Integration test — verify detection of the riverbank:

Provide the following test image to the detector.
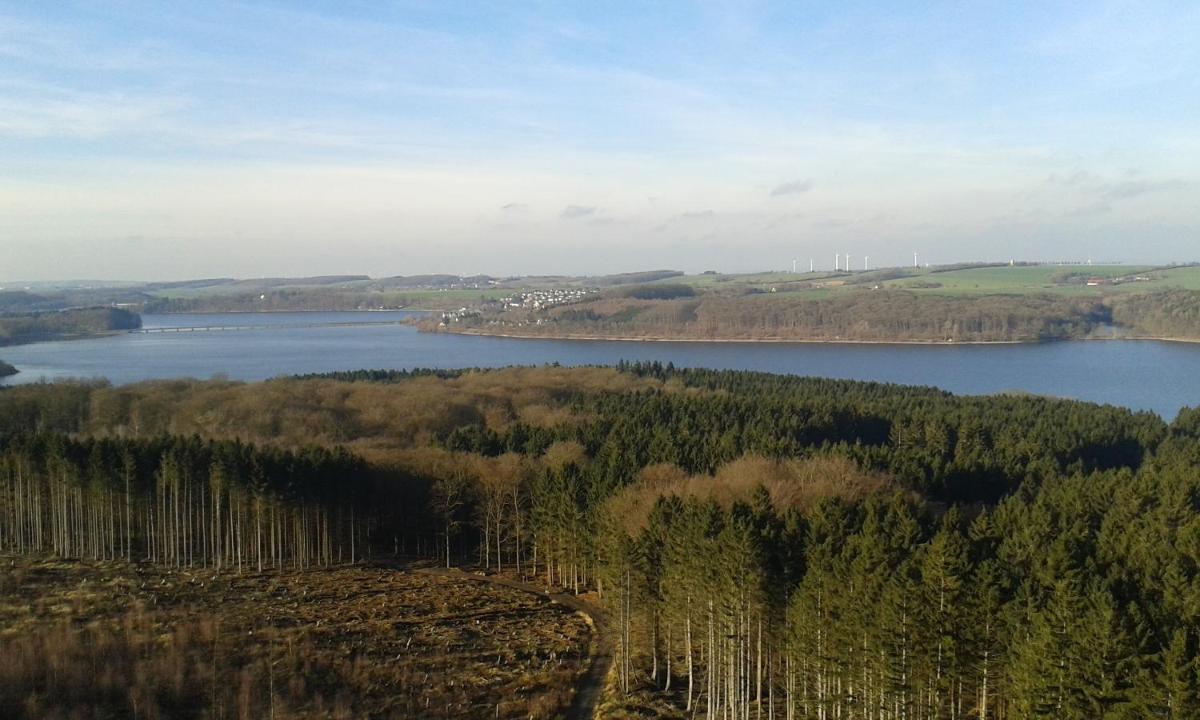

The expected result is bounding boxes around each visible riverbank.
[148,307,431,315]
[0,329,136,348]
[431,326,1049,345]
[428,326,1200,346]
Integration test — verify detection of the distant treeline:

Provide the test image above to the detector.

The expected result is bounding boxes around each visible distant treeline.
[619,284,698,300]
[292,367,469,383]
[0,307,141,346]
[0,359,15,378]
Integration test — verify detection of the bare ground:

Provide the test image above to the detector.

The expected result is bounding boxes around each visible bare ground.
[0,555,591,719]
[412,566,612,720]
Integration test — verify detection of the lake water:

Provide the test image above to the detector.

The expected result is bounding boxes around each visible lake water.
[2,311,1198,419]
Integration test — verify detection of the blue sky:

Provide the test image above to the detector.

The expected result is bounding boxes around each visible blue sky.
[1,1,1197,280]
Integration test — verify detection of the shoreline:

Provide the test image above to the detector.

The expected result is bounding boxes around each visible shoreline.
[146,308,432,315]
[0,329,131,349]
[430,327,1200,346]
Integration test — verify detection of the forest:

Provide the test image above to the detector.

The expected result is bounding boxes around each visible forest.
[1110,289,1200,339]
[0,307,142,346]
[0,359,15,377]
[1,364,1198,719]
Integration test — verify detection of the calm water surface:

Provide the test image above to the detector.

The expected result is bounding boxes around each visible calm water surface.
[2,311,1197,419]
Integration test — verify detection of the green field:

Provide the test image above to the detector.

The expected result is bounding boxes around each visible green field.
[1152,265,1200,290]
[651,264,1200,300]
[880,264,1200,296]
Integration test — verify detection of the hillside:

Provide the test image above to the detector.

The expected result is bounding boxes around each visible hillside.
[0,272,686,315]
[429,264,1200,343]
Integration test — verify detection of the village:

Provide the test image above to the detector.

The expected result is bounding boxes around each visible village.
[438,287,596,325]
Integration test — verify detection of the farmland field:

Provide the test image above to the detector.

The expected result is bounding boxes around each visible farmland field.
[876,264,1155,295]
[644,264,1200,298]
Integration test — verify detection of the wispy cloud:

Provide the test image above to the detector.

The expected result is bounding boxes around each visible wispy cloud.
[0,83,189,140]
[1099,179,1185,201]
[560,204,596,219]
[2,3,1199,279]
[1049,170,1186,204]
[770,179,813,197]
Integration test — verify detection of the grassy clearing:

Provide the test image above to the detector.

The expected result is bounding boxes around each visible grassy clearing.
[0,556,590,719]
[638,265,1200,302]
[874,264,1200,296]
[658,265,1200,299]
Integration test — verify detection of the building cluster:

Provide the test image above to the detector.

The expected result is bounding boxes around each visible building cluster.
[497,288,595,310]
[438,307,481,324]
[1084,274,1155,287]
[430,279,498,291]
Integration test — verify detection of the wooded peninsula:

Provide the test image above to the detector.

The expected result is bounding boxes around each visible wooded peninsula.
[2,364,1197,718]
[0,307,141,347]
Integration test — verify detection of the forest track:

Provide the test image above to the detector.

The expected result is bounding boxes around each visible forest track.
[412,566,611,720]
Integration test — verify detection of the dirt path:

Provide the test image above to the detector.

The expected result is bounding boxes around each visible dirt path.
[413,566,611,720]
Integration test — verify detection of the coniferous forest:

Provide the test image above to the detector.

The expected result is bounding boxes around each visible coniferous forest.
[0,435,366,570]
[1,364,1198,719]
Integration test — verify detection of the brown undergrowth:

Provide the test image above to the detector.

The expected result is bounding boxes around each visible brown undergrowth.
[0,556,590,719]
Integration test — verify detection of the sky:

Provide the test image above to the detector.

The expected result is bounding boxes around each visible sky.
[1,1,1197,281]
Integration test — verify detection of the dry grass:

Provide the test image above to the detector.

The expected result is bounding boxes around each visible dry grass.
[0,556,591,719]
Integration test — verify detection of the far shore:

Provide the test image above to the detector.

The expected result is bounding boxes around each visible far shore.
[0,329,131,349]
[151,307,432,314]
[436,327,1031,345]
[429,326,1200,346]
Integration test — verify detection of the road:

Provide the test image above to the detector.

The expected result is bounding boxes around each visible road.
[413,566,611,720]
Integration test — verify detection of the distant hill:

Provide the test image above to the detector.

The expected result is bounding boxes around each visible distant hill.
[372,274,493,289]
[226,275,371,289]
[426,264,1200,343]
[4,266,1198,336]
[591,269,684,287]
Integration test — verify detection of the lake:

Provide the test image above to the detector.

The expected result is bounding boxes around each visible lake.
[2,311,1198,419]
